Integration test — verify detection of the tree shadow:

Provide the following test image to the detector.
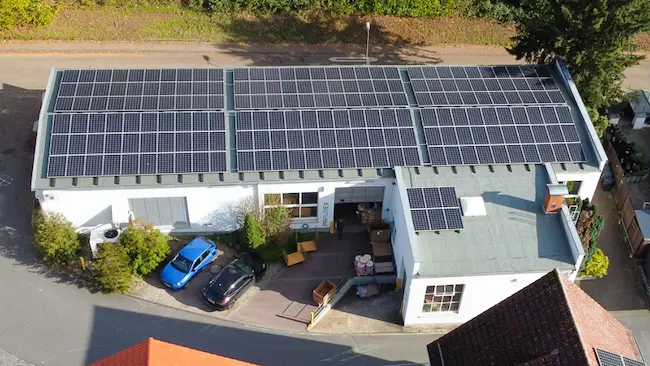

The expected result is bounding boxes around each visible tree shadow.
[205,14,442,66]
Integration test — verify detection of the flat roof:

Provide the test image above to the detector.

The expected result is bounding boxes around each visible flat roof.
[32,63,604,191]
[401,165,575,277]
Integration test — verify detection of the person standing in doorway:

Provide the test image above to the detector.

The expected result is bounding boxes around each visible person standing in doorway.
[336,218,345,240]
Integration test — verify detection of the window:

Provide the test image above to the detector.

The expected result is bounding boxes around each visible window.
[422,284,464,313]
[562,181,582,195]
[264,192,318,219]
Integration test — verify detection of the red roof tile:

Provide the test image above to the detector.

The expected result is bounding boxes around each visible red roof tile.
[90,338,257,366]
[427,270,643,366]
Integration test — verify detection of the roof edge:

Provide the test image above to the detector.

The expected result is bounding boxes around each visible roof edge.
[31,68,57,191]
[553,269,593,363]
[553,59,607,172]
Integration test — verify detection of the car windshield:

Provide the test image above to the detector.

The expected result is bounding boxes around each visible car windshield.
[232,260,253,274]
[170,254,193,273]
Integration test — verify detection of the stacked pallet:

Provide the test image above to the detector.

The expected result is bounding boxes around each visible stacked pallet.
[368,222,395,274]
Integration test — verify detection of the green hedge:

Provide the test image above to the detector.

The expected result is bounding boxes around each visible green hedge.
[191,0,470,17]
[0,0,57,31]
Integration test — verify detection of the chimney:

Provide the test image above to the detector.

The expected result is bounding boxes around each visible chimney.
[543,184,569,214]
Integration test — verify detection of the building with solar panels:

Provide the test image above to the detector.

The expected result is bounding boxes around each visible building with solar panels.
[31,61,607,326]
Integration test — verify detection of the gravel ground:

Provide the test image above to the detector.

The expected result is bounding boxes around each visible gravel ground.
[0,349,35,366]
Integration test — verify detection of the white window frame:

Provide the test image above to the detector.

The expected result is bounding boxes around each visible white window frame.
[264,192,318,220]
[422,284,464,313]
[560,180,582,197]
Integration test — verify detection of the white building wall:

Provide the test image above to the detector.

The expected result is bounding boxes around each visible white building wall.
[403,272,548,325]
[555,170,602,201]
[257,179,394,231]
[37,185,254,234]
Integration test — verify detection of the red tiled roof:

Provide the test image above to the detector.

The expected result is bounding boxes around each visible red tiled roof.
[427,269,643,366]
[90,338,257,366]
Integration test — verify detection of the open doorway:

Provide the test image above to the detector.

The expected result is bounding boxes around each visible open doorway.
[333,186,385,232]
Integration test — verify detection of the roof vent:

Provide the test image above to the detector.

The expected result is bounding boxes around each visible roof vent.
[460,196,487,217]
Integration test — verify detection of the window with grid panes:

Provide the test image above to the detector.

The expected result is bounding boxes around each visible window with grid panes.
[264,192,318,219]
[422,284,464,313]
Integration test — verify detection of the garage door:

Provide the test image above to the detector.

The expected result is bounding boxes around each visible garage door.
[334,187,385,203]
[128,197,190,228]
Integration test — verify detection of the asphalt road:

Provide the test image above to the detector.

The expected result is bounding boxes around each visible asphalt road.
[0,45,649,365]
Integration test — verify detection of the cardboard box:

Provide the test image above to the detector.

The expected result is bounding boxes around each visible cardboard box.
[368,223,391,242]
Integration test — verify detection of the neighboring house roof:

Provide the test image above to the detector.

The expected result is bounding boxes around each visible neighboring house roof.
[426,270,644,366]
[630,90,650,116]
[90,337,256,366]
[32,62,604,191]
[398,165,576,277]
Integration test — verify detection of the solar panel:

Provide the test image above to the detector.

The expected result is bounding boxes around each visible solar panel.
[421,106,585,165]
[407,65,565,106]
[594,348,646,366]
[233,67,408,109]
[45,111,228,177]
[406,187,464,231]
[235,109,421,171]
[54,69,225,112]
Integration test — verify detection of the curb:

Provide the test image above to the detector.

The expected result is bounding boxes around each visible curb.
[0,40,512,57]
[124,291,447,337]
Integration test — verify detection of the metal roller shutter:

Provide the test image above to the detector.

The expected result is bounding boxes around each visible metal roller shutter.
[128,197,190,228]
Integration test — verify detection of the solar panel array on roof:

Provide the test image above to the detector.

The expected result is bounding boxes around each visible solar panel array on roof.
[407,65,564,106]
[407,187,464,231]
[595,348,646,366]
[46,111,227,177]
[233,67,408,109]
[47,68,228,178]
[421,106,584,165]
[54,69,224,112]
[235,109,421,171]
[43,65,590,179]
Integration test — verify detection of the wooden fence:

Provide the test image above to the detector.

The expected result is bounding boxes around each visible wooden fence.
[603,137,649,257]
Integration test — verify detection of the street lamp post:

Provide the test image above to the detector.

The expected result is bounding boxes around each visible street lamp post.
[365,22,371,65]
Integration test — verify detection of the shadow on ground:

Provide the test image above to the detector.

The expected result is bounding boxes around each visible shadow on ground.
[203,15,442,66]
[0,83,95,290]
[85,305,420,365]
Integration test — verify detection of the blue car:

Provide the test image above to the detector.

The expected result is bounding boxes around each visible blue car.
[161,237,220,290]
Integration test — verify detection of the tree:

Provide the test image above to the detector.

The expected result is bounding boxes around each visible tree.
[508,0,650,110]
[242,213,265,250]
[34,211,80,267]
[92,243,133,293]
[581,248,609,278]
[119,220,171,277]
[587,107,609,138]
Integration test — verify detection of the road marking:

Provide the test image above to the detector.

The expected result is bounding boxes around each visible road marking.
[0,175,12,186]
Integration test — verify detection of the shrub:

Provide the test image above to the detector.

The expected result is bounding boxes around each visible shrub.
[608,126,649,177]
[34,211,80,267]
[242,213,265,250]
[261,205,291,245]
[581,248,609,278]
[92,243,133,293]
[119,220,171,277]
[0,0,57,31]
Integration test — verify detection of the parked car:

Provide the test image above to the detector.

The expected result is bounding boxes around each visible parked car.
[202,252,266,310]
[161,237,219,290]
